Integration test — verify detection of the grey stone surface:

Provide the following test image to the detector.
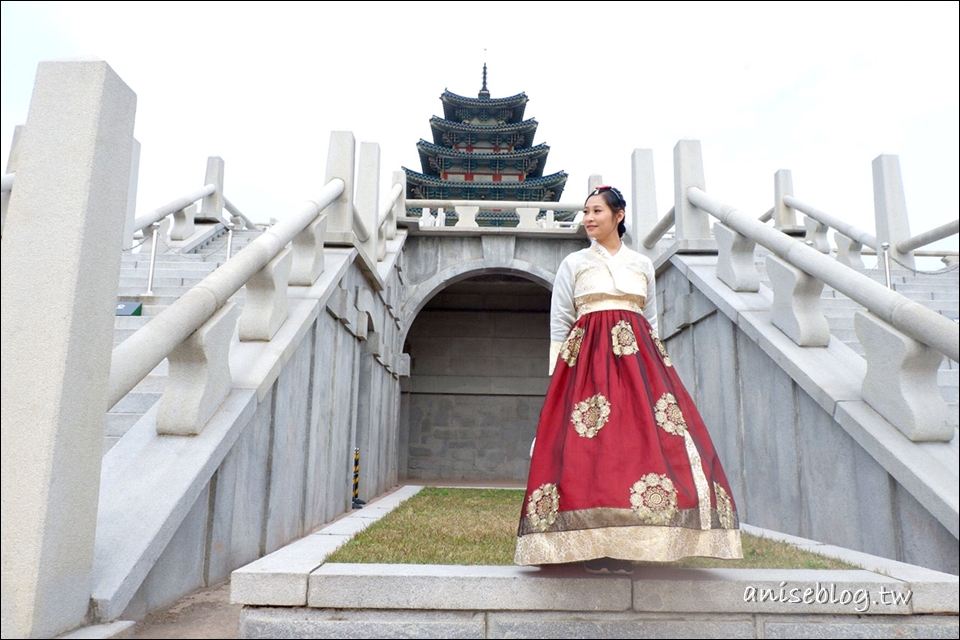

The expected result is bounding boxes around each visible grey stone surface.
[786,543,959,614]
[691,310,745,510]
[795,390,874,552]
[264,342,312,554]
[634,568,911,615]
[488,612,756,639]
[834,401,958,546]
[736,337,803,533]
[217,389,273,583]
[308,564,633,611]
[895,483,960,576]
[57,620,136,639]
[239,607,485,639]
[762,616,959,638]
[123,485,208,620]
[2,58,137,640]
[231,534,353,606]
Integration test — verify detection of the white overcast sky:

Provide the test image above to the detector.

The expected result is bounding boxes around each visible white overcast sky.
[2,1,958,257]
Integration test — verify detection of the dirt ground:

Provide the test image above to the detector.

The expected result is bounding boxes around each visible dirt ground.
[129,580,241,639]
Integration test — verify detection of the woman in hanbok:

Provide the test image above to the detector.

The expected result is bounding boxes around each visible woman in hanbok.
[515,185,742,574]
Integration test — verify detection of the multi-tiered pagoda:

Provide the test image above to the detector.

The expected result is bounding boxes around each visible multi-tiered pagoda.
[404,66,567,204]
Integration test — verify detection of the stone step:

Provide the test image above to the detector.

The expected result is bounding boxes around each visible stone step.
[119,275,216,289]
[121,257,226,269]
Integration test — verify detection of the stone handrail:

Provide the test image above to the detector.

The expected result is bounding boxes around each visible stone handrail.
[897,218,960,254]
[223,195,257,230]
[108,178,345,412]
[132,183,216,233]
[690,185,956,441]
[642,206,676,249]
[785,195,879,250]
[406,198,583,229]
[643,206,778,250]
[689,186,958,363]
[1,171,13,193]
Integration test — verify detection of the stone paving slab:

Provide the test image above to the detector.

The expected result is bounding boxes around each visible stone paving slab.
[232,484,959,639]
[486,611,756,639]
[239,607,486,639]
[309,563,633,611]
[633,567,911,615]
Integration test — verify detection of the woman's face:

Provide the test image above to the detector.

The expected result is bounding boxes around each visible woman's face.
[582,194,623,242]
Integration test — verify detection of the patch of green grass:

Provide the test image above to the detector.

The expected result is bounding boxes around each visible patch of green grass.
[325,487,860,570]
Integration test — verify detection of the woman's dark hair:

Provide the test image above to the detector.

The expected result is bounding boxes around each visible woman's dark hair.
[586,185,627,237]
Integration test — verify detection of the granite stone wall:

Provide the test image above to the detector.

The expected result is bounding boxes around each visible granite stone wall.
[401,278,551,481]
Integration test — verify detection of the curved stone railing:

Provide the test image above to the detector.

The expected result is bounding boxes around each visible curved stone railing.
[108,132,405,437]
[407,198,584,230]
[717,201,955,445]
[668,140,957,443]
[786,194,959,269]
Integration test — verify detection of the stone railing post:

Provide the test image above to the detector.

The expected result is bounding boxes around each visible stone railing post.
[1,124,24,235]
[714,223,760,292]
[388,170,405,240]
[169,203,197,241]
[1,59,137,640]
[290,213,326,286]
[122,139,140,250]
[516,206,539,228]
[766,255,830,346]
[198,155,225,222]
[356,141,381,262]
[455,205,479,227]
[239,248,292,341]
[773,169,799,232]
[855,311,951,441]
[673,139,715,252]
[323,131,357,245]
[803,216,831,253]
[157,302,241,435]
[834,232,865,268]
[873,154,915,270]
[630,149,658,254]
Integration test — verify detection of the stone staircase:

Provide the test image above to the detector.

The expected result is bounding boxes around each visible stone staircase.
[755,254,960,428]
[105,227,264,453]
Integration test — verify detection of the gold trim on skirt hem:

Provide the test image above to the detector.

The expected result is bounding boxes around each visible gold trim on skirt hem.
[514,527,743,565]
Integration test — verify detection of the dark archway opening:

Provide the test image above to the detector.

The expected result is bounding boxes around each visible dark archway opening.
[399,274,550,482]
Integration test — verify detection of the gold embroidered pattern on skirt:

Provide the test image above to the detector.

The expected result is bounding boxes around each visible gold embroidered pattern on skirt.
[715,482,735,529]
[629,473,678,525]
[611,320,639,356]
[526,483,560,532]
[560,327,585,367]
[651,330,672,367]
[654,393,687,436]
[571,393,611,438]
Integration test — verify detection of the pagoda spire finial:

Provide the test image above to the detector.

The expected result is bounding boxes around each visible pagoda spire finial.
[479,60,490,100]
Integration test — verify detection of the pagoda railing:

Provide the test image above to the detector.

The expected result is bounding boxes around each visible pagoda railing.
[406,198,583,230]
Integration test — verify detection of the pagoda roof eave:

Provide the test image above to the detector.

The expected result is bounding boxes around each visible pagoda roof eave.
[416,140,551,160]
[403,167,567,191]
[440,90,528,123]
[429,116,538,134]
[440,89,528,108]
[417,141,552,178]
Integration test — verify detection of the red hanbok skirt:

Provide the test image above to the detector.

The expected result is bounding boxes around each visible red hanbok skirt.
[515,308,742,565]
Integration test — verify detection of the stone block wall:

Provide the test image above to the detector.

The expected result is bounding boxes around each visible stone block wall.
[401,278,551,481]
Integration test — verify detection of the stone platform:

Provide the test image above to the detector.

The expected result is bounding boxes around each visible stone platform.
[231,485,959,638]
